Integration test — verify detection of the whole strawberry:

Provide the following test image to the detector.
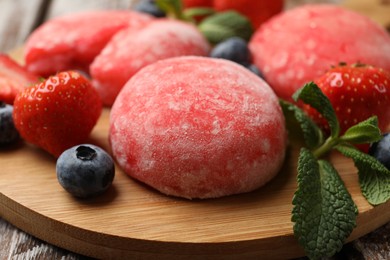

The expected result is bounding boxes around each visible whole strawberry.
[13,71,102,157]
[303,63,390,136]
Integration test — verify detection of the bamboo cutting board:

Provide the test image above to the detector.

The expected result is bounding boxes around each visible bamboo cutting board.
[1,49,390,260]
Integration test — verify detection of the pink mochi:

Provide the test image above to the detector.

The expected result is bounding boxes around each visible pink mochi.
[109,56,287,199]
[249,4,390,101]
[24,11,153,77]
[90,19,210,106]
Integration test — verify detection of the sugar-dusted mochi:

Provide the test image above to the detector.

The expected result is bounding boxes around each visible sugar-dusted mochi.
[109,56,287,199]
[24,11,153,77]
[90,19,210,106]
[249,4,390,101]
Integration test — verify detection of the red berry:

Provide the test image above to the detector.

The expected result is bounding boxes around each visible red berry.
[0,54,39,104]
[303,64,390,136]
[182,0,213,8]
[213,0,284,29]
[13,71,102,157]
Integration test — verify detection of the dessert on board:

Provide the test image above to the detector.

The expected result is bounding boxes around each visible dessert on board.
[1,1,390,259]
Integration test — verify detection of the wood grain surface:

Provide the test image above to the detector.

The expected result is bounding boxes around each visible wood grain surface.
[1,47,389,259]
[1,0,390,259]
[0,106,389,259]
[343,0,390,30]
[0,0,46,52]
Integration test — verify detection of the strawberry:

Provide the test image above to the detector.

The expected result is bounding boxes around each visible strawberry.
[0,54,39,104]
[13,71,102,157]
[303,63,390,137]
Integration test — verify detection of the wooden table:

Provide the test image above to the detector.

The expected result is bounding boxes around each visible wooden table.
[0,0,389,259]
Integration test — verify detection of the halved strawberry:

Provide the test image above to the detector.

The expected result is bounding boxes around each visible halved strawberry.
[303,63,390,136]
[0,54,40,104]
[13,71,102,157]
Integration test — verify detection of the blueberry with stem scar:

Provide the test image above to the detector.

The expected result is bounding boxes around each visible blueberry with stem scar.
[56,144,115,198]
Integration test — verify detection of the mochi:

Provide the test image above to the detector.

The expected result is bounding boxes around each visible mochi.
[90,19,210,106]
[249,4,390,101]
[109,56,287,199]
[24,11,153,77]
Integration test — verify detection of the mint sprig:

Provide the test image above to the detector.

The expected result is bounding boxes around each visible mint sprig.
[198,11,253,44]
[293,82,340,138]
[156,0,187,20]
[182,7,215,22]
[339,117,381,144]
[283,82,389,259]
[280,100,323,149]
[292,148,357,259]
[335,144,390,205]
[155,0,253,45]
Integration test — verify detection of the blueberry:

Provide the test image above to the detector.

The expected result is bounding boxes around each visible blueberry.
[369,133,390,169]
[56,144,115,198]
[0,102,19,145]
[245,64,265,79]
[210,37,252,65]
[133,0,166,18]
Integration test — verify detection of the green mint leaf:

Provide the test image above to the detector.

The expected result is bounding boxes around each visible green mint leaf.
[156,0,185,20]
[183,7,215,22]
[293,82,340,138]
[280,100,324,149]
[292,148,357,259]
[335,144,390,205]
[198,11,253,45]
[339,116,382,144]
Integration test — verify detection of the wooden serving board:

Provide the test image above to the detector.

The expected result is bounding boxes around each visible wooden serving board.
[1,50,389,260]
[342,0,390,30]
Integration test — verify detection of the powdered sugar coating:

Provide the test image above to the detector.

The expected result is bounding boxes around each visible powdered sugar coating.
[250,4,390,101]
[109,56,287,199]
[24,11,153,77]
[90,19,210,106]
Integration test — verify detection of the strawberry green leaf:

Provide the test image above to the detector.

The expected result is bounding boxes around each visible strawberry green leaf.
[335,144,390,205]
[340,116,382,144]
[198,11,253,44]
[280,100,324,149]
[292,148,357,259]
[293,82,340,138]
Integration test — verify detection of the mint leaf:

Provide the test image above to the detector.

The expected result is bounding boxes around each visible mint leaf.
[292,148,357,259]
[198,11,253,44]
[280,100,324,149]
[340,116,382,144]
[156,0,185,20]
[335,144,390,205]
[293,82,340,138]
[288,80,389,259]
[183,7,215,22]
